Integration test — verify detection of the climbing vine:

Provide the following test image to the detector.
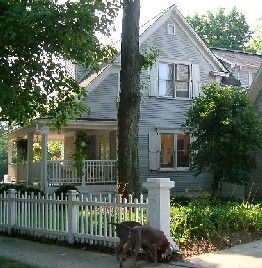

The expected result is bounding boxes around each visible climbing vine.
[17,139,27,163]
[72,131,89,177]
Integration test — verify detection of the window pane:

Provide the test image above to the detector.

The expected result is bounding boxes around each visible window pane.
[176,64,189,81]
[177,135,190,168]
[167,64,174,80]
[159,62,169,80]
[175,82,189,98]
[159,80,167,96]
[160,134,174,168]
[159,63,174,97]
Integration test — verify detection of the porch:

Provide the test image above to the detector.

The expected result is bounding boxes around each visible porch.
[7,120,118,192]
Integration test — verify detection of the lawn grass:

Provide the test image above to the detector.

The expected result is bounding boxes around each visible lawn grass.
[0,256,39,268]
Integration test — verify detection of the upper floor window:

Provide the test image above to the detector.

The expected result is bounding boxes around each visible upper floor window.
[167,24,175,35]
[158,62,190,98]
[149,61,200,99]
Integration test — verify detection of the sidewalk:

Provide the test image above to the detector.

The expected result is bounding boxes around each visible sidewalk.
[189,239,262,268]
[0,235,261,268]
[0,236,186,268]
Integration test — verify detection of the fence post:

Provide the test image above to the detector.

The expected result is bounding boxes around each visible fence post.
[7,189,17,235]
[143,178,177,249]
[67,190,78,244]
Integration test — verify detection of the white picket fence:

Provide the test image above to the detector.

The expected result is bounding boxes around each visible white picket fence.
[0,189,148,246]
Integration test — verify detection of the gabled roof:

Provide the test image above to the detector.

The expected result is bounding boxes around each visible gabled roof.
[249,65,262,101]
[211,48,262,69]
[139,5,228,75]
[81,4,229,87]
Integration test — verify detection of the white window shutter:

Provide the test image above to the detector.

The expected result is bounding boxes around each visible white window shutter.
[191,64,201,98]
[148,133,160,170]
[149,63,158,96]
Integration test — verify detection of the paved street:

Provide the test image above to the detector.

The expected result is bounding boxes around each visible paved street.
[0,236,261,268]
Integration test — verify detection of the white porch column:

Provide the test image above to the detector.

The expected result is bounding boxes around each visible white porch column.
[143,178,177,250]
[7,140,13,182]
[40,127,48,192]
[26,132,34,184]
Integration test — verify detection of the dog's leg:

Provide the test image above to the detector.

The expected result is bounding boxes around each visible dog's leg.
[148,245,158,265]
[115,242,124,262]
[132,243,141,268]
[120,239,133,268]
[129,228,142,268]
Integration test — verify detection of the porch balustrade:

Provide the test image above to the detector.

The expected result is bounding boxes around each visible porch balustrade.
[47,160,117,186]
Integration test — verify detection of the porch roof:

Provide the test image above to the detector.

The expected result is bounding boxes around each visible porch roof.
[8,119,117,139]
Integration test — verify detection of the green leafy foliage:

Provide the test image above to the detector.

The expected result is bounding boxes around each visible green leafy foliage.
[245,18,262,53]
[171,201,262,242]
[48,141,63,160]
[0,183,43,195]
[0,124,8,180]
[141,45,159,69]
[187,7,252,50]
[54,184,78,197]
[183,83,262,187]
[16,139,27,163]
[0,256,39,268]
[0,0,120,128]
[72,131,89,177]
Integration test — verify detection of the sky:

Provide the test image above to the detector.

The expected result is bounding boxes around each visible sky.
[106,0,262,44]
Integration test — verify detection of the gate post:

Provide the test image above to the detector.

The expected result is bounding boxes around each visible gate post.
[7,189,17,235]
[143,178,177,249]
[67,190,78,244]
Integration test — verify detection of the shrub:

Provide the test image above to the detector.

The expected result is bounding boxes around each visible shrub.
[170,201,262,242]
[0,183,43,195]
[55,185,78,197]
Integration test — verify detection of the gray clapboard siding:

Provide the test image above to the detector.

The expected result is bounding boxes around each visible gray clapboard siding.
[238,70,250,88]
[81,73,118,120]
[80,13,218,194]
[137,17,216,193]
[75,65,91,82]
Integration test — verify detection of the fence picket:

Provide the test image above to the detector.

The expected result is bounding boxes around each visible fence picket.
[0,189,148,246]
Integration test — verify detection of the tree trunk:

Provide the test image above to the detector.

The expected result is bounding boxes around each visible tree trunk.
[117,0,143,197]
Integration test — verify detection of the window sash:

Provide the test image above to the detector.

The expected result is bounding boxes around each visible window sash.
[158,62,191,98]
[160,133,190,169]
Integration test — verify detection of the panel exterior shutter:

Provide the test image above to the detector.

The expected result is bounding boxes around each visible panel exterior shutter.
[149,63,158,96]
[192,64,201,97]
[148,133,160,170]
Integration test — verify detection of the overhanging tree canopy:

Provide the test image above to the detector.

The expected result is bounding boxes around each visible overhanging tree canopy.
[184,83,262,194]
[245,18,262,53]
[0,0,120,128]
[187,7,252,51]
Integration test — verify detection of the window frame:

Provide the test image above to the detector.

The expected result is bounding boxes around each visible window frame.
[157,59,192,100]
[167,24,176,35]
[159,131,190,171]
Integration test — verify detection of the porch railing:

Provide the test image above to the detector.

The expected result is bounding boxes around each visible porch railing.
[47,160,117,186]
[82,160,117,184]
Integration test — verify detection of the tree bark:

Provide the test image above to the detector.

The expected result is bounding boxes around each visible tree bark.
[117,0,143,197]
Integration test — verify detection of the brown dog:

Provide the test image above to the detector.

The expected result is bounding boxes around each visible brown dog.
[120,225,173,267]
[109,221,142,263]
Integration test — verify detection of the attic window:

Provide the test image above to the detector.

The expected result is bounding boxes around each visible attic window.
[167,24,175,35]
